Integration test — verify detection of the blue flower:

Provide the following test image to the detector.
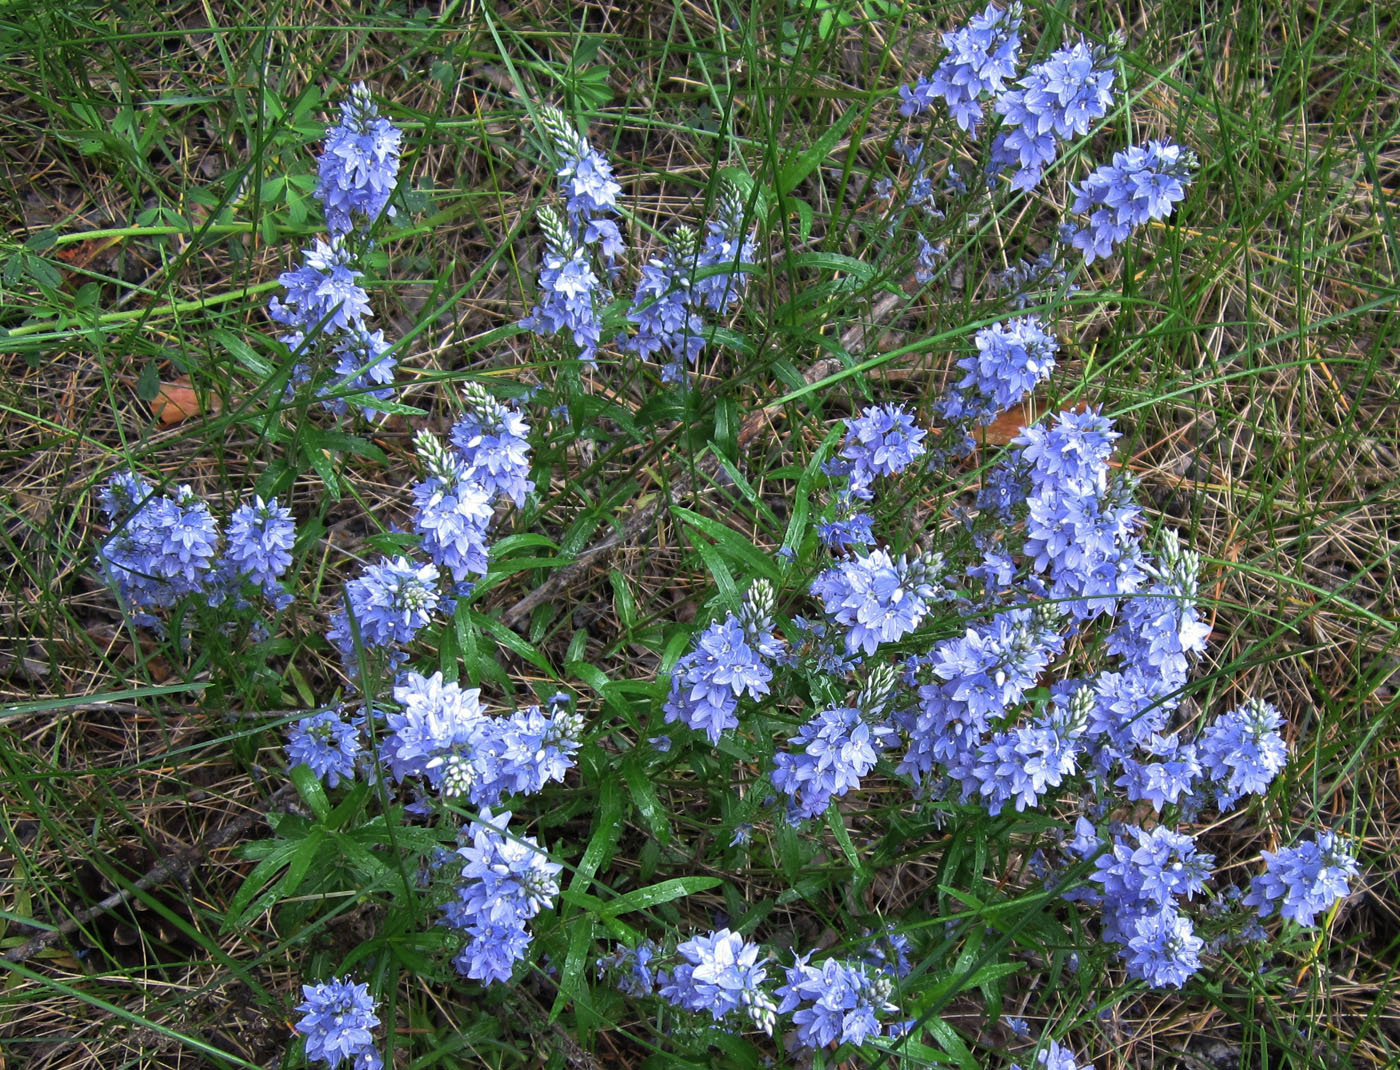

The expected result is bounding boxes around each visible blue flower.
[839,403,928,485]
[659,929,774,1030]
[811,549,944,655]
[316,83,404,237]
[775,954,897,1049]
[1067,141,1197,262]
[1244,830,1358,927]
[1196,697,1288,809]
[990,37,1116,190]
[771,706,895,819]
[443,808,562,984]
[286,709,364,789]
[294,975,381,1069]
[1124,907,1203,987]
[937,316,1058,426]
[450,383,535,509]
[216,495,295,608]
[269,237,372,336]
[906,2,1023,132]
[327,555,441,672]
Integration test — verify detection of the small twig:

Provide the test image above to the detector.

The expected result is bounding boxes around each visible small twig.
[5,781,299,964]
[502,291,904,628]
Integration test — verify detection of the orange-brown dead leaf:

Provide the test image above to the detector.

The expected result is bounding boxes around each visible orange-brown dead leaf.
[150,377,219,425]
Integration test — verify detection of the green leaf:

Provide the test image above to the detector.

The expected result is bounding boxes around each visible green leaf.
[289,761,330,821]
[135,361,161,403]
[776,106,860,196]
[599,876,721,918]
[621,755,672,847]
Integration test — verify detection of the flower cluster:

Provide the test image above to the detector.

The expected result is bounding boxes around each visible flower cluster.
[316,82,404,238]
[1068,140,1198,262]
[378,670,581,804]
[776,954,900,1048]
[327,385,531,675]
[899,1,1023,133]
[285,707,366,788]
[326,555,442,676]
[521,106,757,380]
[663,580,785,742]
[440,808,563,984]
[1245,830,1358,927]
[294,975,382,1070]
[936,315,1058,427]
[811,548,946,655]
[989,36,1118,191]
[1071,821,1213,987]
[657,929,776,1031]
[270,85,405,416]
[603,932,906,1048]
[95,470,295,631]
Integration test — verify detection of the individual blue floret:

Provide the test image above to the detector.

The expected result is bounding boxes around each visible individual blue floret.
[294,975,382,1070]
[1067,141,1198,262]
[1243,830,1358,927]
[316,83,404,237]
[990,36,1117,191]
[286,708,364,789]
